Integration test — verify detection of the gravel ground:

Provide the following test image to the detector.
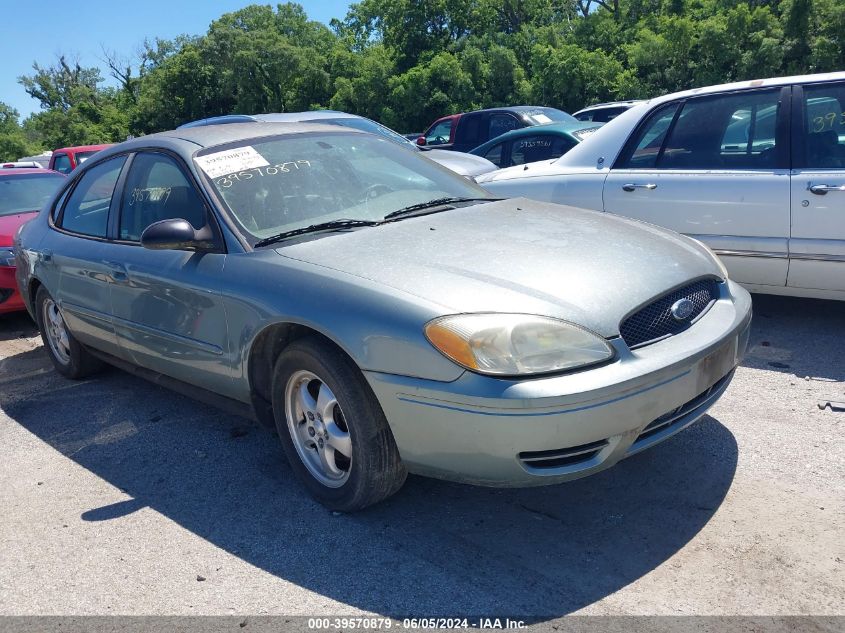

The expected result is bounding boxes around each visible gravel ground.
[0,294,842,622]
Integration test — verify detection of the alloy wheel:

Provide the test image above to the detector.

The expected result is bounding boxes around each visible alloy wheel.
[42,298,71,366]
[284,370,353,487]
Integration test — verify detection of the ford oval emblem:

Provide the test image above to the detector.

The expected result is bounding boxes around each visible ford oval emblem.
[670,298,695,322]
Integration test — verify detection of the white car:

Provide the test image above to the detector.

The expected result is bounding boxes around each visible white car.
[478,72,845,301]
[573,100,644,123]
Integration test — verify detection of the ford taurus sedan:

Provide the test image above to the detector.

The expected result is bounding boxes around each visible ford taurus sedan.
[16,123,752,511]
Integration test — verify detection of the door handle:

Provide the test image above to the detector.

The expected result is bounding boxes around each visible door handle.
[102,261,128,282]
[622,183,657,192]
[808,183,845,195]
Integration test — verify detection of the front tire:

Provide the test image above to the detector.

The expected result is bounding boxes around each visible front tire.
[271,337,406,511]
[35,286,102,379]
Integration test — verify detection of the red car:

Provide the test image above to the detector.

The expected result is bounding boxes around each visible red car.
[0,168,66,314]
[48,144,112,174]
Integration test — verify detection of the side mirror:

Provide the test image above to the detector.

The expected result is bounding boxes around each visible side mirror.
[416,136,426,146]
[140,218,216,252]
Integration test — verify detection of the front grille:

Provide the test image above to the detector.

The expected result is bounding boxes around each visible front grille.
[519,438,608,471]
[633,370,734,446]
[620,279,718,349]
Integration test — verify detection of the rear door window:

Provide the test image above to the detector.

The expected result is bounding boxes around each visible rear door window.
[801,83,845,168]
[511,135,576,165]
[456,113,482,147]
[488,114,519,142]
[58,156,126,237]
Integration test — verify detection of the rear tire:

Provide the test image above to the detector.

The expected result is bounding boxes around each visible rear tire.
[35,286,102,379]
[271,337,406,511]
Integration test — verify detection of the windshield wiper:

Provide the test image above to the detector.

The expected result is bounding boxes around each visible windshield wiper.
[254,219,381,248]
[382,197,496,221]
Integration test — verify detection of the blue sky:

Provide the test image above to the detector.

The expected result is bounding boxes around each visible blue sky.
[0,1,352,120]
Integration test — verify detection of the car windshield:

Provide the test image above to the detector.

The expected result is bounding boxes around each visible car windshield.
[522,108,578,125]
[196,132,489,241]
[305,117,416,148]
[0,173,65,217]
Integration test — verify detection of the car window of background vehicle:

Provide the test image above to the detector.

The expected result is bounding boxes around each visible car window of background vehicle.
[310,117,413,147]
[75,151,100,166]
[119,153,207,241]
[803,83,845,168]
[0,173,65,217]
[58,156,126,237]
[658,89,781,169]
[456,113,482,146]
[618,103,680,169]
[425,120,453,145]
[52,154,72,174]
[488,114,519,140]
[511,135,576,165]
[482,143,504,166]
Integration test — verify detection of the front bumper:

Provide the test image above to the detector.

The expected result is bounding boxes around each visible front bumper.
[365,280,752,486]
[0,267,25,314]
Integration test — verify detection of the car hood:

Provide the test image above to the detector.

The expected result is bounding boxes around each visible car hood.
[0,211,38,246]
[423,149,497,178]
[275,198,722,338]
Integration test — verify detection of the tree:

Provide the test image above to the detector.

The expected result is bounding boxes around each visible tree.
[12,0,845,150]
[0,103,41,162]
[18,56,130,149]
[19,56,102,112]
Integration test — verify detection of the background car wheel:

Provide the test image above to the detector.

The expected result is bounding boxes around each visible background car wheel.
[35,286,102,379]
[271,337,407,511]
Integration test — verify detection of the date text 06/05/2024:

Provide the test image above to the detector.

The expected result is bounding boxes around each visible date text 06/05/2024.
[307,618,527,629]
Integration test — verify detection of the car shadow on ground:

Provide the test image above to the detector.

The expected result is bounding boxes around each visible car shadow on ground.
[1,342,738,618]
[743,294,845,382]
[0,311,37,342]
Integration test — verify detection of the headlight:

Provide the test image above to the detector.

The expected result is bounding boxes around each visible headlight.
[0,247,15,267]
[686,237,729,280]
[424,313,614,376]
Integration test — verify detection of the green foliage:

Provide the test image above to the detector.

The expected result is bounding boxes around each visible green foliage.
[0,103,42,162]
[13,0,845,147]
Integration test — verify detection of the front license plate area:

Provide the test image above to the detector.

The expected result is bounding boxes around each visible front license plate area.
[697,337,737,392]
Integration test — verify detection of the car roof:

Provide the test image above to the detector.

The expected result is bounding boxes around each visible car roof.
[252,111,356,122]
[574,101,643,113]
[465,105,562,116]
[178,111,360,129]
[0,167,63,177]
[472,121,599,150]
[52,144,113,154]
[649,71,845,106]
[92,122,369,161]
